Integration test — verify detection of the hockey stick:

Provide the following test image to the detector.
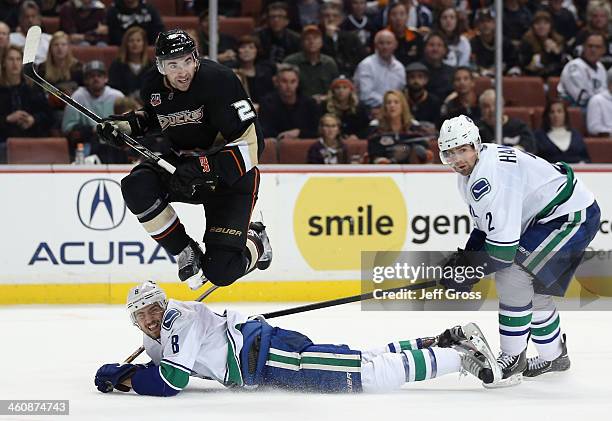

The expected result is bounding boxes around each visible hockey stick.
[22,26,175,174]
[261,279,438,319]
[124,283,220,363]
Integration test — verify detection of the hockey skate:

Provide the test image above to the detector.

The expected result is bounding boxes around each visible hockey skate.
[524,334,570,378]
[452,323,500,385]
[177,240,208,290]
[436,325,467,347]
[248,222,273,270]
[485,350,527,388]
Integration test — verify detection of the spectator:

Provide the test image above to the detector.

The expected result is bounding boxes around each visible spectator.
[257,2,301,63]
[571,0,612,69]
[258,64,320,139]
[0,45,53,162]
[403,61,441,127]
[559,33,607,107]
[439,66,480,125]
[436,7,471,67]
[62,60,124,158]
[284,25,339,102]
[386,2,423,66]
[470,7,519,77]
[368,90,432,164]
[231,35,276,105]
[0,0,20,31]
[0,20,10,59]
[545,0,579,43]
[39,31,83,129]
[307,113,348,164]
[354,30,405,109]
[59,0,108,46]
[321,75,370,139]
[9,1,51,64]
[586,67,612,136]
[196,10,238,65]
[39,31,83,96]
[535,99,591,163]
[503,0,533,47]
[340,0,378,51]
[375,0,433,34]
[108,26,152,100]
[477,89,537,152]
[518,10,565,78]
[287,0,321,32]
[421,32,455,101]
[319,2,366,76]
[106,0,164,46]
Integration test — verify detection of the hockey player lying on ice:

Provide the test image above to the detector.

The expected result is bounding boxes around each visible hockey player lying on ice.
[95,281,502,396]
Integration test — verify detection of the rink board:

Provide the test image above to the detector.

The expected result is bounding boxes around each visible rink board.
[1,164,611,304]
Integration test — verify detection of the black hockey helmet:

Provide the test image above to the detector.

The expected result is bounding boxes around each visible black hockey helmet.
[155,29,197,73]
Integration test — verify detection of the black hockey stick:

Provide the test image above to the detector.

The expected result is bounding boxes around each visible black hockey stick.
[22,26,175,174]
[124,283,220,363]
[261,279,438,319]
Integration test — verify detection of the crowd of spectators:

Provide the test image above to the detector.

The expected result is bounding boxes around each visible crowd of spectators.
[1,0,612,165]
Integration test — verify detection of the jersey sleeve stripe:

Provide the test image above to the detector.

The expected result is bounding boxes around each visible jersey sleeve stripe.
[535,163,575,221]
[485,238,520,246]
[484,242,517,262]
[160,362,190,390]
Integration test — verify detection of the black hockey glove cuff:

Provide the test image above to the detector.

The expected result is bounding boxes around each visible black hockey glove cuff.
[439,249,484,291]
[96,111,147,148]
[170,156,220,198]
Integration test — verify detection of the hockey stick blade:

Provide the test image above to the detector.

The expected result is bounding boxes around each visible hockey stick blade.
[23,26,41,65]
[22,60,175,173]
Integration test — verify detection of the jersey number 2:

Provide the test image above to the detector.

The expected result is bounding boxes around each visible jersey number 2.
[171,335,180,353]
[232,100,255,122]
[486,212,495,232]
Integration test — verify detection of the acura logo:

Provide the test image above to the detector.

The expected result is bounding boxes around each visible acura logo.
[77,179,126,231]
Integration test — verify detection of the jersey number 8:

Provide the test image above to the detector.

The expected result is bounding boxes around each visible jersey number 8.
[232,100,255,122]
[171,335,180,353]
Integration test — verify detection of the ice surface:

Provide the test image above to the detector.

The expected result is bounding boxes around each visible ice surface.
[2,303,611,421]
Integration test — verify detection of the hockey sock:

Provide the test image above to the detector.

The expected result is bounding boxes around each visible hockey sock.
[244,232,263,273]
[499,302,532,355]
[531,309,563,361]
[402,348,459,381]
[386,338,432,353]
[139,203,189,255]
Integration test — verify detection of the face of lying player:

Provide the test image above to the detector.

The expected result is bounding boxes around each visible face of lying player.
[135,303,165,339]
[443,144,478,176]
[163,53,198,91]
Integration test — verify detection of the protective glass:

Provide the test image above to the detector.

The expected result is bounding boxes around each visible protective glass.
[157,53,197,75]
[439,145,473,165]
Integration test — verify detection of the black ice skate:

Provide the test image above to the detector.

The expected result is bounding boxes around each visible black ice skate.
[177,240,207,290]
[248,222,273,270]
[487,350,527,388]
[436,325,467,347]
[524,334,570,378]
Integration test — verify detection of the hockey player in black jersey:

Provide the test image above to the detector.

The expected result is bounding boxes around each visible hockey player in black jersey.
[96,29,272,290]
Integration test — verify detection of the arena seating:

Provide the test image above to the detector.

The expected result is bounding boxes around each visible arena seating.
[584,137,612,163]
[278,139,318,164]
[259,138,279,164]
[503,77,546,108]
[6,137,70,164]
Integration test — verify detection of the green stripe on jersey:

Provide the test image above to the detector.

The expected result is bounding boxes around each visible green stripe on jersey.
[485,242,517,262]
[535,163,575,221]
[225,333,243,386]
[531,315,561,337]
[160,362,190,389]
[399,340,415,350]
[526,211,581,271]
[499,313,533,327]
[409,350,427,381]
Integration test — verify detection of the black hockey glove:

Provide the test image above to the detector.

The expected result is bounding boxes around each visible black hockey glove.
[439,248,482,291]
[94,363,140,393]
[170,156,220,198]
[96,111,147,148]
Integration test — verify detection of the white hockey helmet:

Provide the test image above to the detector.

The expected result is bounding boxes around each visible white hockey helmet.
[127,281,168,326]
[438,115,481,164]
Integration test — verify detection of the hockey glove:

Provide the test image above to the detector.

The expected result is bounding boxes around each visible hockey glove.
[170,156,220,198]
[96,111,147,148]
[439,248,482,291]
[94,363,140,393]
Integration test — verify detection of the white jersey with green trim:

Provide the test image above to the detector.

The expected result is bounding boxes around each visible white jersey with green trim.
[457,144,594,263]
[143,299,248,386]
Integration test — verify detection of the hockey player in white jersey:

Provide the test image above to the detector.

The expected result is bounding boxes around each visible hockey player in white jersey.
[94,281,502,395]
[437,115,600,385]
